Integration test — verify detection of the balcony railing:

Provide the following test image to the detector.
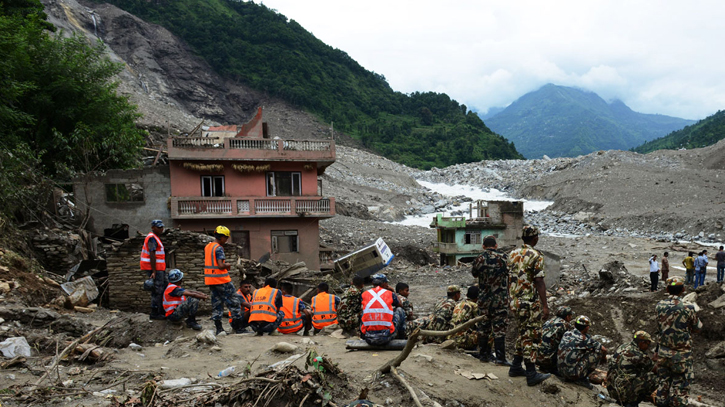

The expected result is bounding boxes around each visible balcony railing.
[171,196,335,218]
[168,137,335,163]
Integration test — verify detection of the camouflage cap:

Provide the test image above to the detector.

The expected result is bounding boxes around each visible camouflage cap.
[574,315,591,327]
[667,276,685,286]
[447,285,461,293]
[633,330,653,342]
[556,306,573,318]
[371,273,388,283]
[522,225,540,238]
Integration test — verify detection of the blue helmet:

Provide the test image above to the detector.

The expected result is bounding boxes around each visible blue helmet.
[151,219,164,228]
[371,273,388,284]
[168,269,184,283]
[142,278,154,291]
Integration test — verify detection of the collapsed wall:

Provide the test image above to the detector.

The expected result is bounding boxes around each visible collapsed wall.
[106,229,241,312]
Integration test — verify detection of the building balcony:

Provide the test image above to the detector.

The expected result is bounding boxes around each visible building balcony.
[167,138,336,169]
[433,242,459,254]
[170,196,335,219]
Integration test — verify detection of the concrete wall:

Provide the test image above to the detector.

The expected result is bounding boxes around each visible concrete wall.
[73,167,171,235]
[174,218,320,270]
[106,229,241,313]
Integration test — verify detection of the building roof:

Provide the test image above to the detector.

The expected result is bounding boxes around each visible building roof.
[207,125,238,132]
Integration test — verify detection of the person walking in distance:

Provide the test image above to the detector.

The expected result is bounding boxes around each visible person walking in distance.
[682,252,695,286]
[141,220,168,320]
[507,226,551,386]
[716,246,725,283]
[694,250,709,289]
[661,252,670,285]
[649,254,660,292]
[205,225,244,335]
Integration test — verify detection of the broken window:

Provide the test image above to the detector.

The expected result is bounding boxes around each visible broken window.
[464,231,482,245]
[201,176,225,197]
[105,183,144,202]
[271,230,299,253]
[266,172,301,196]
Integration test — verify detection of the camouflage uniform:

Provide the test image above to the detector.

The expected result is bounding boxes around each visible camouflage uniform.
[507,243,545,362]
[655,290,702,407]
[337,286,363,332]
[399,295,415,321]
[408,296,457,343]
[607,340,657,405]
[449,299,480,350]
[537,314,571,370]
[556,328,603,381]
[472,249,509,344]
[210,282,241,321]
[166,297,200,322]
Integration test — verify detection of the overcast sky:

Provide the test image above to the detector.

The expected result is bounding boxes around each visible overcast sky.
[256,0,725,120]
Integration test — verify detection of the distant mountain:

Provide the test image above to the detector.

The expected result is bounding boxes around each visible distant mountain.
[484,84,696,158]
[633,110,725,153]
[478,106,505,120]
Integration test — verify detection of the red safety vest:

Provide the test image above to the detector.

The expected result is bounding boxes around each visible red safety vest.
[228,289,252,323]
[311,292,338,329]
[249,286,280,323]
[204,242,231,285]
[162,284,186,317]
[278,295,303,334]
[140,233,165,271]
[361,287,395,335]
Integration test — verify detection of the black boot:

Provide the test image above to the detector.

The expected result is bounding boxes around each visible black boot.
[230,318,247,334]
[214,319,224,335]
[186,317,202,331]
[525,361,550,386]
[508,355,526,377]
[493,337,512,366]
[477,336,492,362]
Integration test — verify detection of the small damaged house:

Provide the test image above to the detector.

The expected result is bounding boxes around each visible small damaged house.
[431,200,524,265]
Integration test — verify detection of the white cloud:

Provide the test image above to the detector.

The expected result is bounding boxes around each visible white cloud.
[257,0,725,119]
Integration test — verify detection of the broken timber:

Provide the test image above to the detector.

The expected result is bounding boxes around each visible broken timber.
[345,339,408,351]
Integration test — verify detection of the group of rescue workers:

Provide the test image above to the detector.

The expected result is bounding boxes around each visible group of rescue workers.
[140,220,703,407]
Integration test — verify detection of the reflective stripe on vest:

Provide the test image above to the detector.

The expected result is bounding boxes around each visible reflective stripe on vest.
[278,296,303,334]
[249,286,280,323]
[361,287,395,334]
[311,292,338,329]
[228,290,252,323]
[140,233,166,271]
[204,242,231,285]
[163,284,186,316]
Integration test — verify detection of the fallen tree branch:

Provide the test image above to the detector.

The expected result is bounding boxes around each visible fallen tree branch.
[391,367,424,407]
[418,315,486,337]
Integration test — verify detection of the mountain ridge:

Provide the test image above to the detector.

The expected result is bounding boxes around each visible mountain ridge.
[633,110,725,154]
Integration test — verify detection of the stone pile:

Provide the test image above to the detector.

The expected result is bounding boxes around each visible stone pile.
[105,229,241,313]
[31,229,88,274]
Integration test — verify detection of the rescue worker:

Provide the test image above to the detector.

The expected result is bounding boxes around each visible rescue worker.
[249,277,284,335]
[141,220,167,319]
[360,273,405,346]
[204,225,243,335]
[395,282,415,339]
[278,281,311,335]
[408,286,460,343]
[537,306,574,374]
[507,225,551,386]
[162,269,208,330]
[655,276,702,407]
[471,235,510,365]
[228,279,253,332]
[337,276,365,334]
[607,331,658,407]
[448,285,480,350]
[310,282,340,334]
[556,315,607,389]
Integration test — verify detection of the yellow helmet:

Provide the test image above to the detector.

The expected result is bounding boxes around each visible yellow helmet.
[215,225,230,237]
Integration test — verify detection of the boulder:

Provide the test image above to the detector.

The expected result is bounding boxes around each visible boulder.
[709,294,725,309]
[706,341,725,359]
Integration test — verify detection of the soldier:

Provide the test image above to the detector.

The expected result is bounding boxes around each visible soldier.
[337,276,364,334]
[140,220,168,320]
[471,235,510,365]
[556,315,607,389]
[204,225,244,335]
[360,274,405,346]
[655,276,702,407]
[537,306,573,374]
[449,285,480,350]
[407,285,460,342]
[396,282,415,339]
[607,331,658,407]
[507,225,551,386]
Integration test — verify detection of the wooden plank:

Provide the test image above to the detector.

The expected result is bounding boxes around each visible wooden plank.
[345,339,408,351]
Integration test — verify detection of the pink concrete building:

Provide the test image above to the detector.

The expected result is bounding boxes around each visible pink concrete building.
[167,108,335,269]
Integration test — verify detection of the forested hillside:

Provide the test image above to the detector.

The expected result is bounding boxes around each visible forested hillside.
[485,84,694,158]
[633,110,725,153]
[93,0,522,168]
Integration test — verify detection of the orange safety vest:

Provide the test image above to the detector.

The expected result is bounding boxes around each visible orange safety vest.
[361,287,395,335]
[311,292,338,329]
[228,289,252,323]
[249,286,280,323]
[162,284,186,317]
[278,295,303,334]
[204,242,231,285]
[140,233,165,271]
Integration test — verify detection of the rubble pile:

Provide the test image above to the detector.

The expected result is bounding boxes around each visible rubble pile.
[31,229,88,273]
